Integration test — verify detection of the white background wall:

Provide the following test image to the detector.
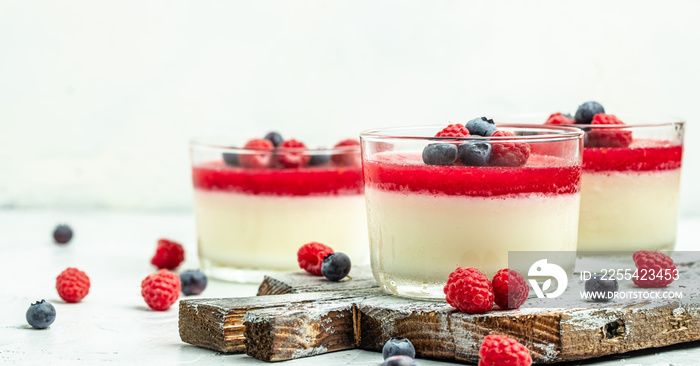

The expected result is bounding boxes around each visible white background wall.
[1,0,699,215]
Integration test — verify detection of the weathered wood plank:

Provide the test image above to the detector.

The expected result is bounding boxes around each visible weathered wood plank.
[257,266,377,296]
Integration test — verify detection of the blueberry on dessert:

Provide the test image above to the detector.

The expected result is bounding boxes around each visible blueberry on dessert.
[264,131,284,147]
[458,142,492,166]
[382,337,416,359]
[53,224,73,244]
[584,274,618,302]
[465,116,497,137]
[180,269,208,296]
[574,101,605,124]
[422,144,458,166]
[383,355,417,366]
[222,151,240,166]
[321,252,351,281]
[26,300,56,329]
[308,153,331,166]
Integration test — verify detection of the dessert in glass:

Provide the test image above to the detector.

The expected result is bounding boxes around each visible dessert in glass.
[361,120,584,299]
[191,132,368,282]
[544,102,685,252]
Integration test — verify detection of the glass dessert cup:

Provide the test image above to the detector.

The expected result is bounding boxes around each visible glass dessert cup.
[519,113,685,252]
[360,125,584,299]
[191,137,368,283]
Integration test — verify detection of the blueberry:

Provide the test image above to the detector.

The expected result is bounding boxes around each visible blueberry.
[457,142,492,166]
[383,355,417,366]
[422,144,457,166]
[53,224,73,244]
[26,300,56,329]
[264,131,284,147]
[308,153,331,166]
[383,337,416,359]
[584,274,619,302]
[180,270,208,296]
[574,101,605,124]
[321,252,351,281]
[465,117,497,137]
[222,152,239,166]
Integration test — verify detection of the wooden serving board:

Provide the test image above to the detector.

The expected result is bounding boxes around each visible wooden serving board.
[179,264,700,364]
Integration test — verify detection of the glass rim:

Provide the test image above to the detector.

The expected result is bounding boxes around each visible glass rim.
[360,123,585,143]
[500,112,686,129]
[190,135,359,154]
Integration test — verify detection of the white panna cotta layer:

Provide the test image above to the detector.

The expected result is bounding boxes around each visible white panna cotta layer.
[578,169,681,251]
[194,189,368,272]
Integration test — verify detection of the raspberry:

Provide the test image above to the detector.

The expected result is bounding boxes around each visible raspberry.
[56,268,90,303]
[545,112,574,125]
[150,239,185,270]
[275,139,310,168]
[632,250,676,288]
[240,138,274,168]
[443,267,494,314]
[141,269,181,311]
[478,334,532,366]
[492,269,529,310]
[435,124,470,138]
[297,242,334,276]
[586,113,632,148]
[488,130,531,167]
[331,139,361,167]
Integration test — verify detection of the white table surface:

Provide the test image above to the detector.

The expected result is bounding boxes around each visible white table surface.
[1,209,699,366]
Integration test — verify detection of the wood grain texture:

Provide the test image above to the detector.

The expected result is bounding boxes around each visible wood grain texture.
[257,266,377,296]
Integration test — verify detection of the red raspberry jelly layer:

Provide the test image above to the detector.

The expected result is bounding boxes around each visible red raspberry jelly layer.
[583,139,682,172]
[363,153,581,197]
[192,162,363,196]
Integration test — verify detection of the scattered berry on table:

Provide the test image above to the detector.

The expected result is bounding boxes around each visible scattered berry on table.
[239,138,274,168]
[584,274,619,302]
[26,300,56,329]
[478,334,532,366]
[264,131,284,147]
[275,139,310,168]
[53,224,73,244]
[586,113,632,148]
[308,153,331,166]
[330,139,361,167]
[383,355,417,366]
[321,252,352,281]
[465,117,497,137]
[545,112,574,125]
[422,144,458,166]
[435,123,470,138]
[222,152,239,166]
[382,337,416,359]
[632,250,676,288]
[180,269,208,296]
[458,142,492,166]
[151,239,185,270]
[492,269,529,310]
[298,242,334,276]
[141,269,181,311]
[488,130,531,167]
[574,101,605,124]
[444,267,494,314]
[56,267,90,303]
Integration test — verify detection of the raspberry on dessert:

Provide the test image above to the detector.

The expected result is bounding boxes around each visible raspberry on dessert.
[56,268,90,303]
[321,252,352,281]
[478,334,532,366]
[151,239,185,270]
[275,139,311,168]
[422,144,458,166]
[239,138,274,168]
[586,114,632,148]
[435,123,470,138]
[331,139,361,167]
[443,267,494,314]
[632,250,676,288]
[26,300,56,329]
[297,242,334,276]
[458,142,492,166]
[141,269,181,311]
[53,224,73,244]
[466,117,497,136]
[488,130,531,167]
[492,269,529,310]
[574,101,605,124]
[584,273,618,302]
[545,112,574,125]
[264,131,284,147]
